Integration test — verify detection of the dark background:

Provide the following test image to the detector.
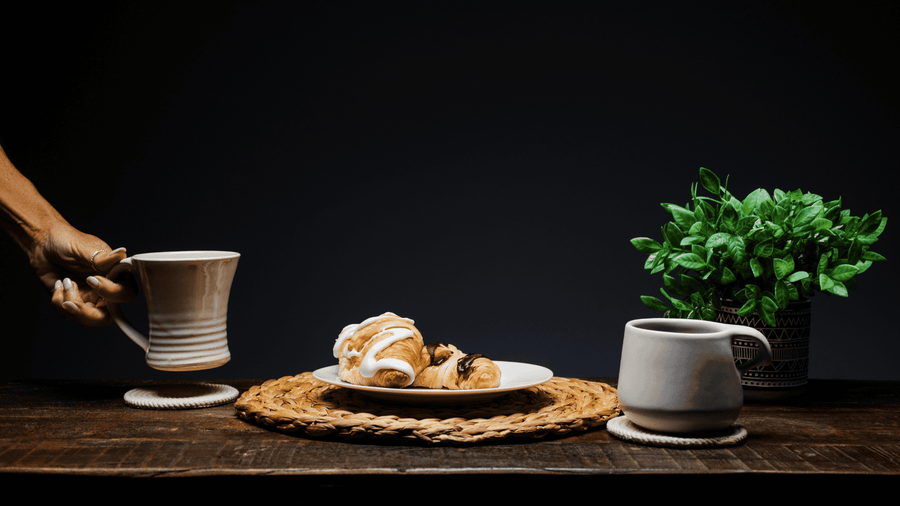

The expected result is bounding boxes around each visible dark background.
[1,2,897,381]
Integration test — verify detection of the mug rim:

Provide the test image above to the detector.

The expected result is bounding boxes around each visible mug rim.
[131,250,240,262]
[626,317,729,336]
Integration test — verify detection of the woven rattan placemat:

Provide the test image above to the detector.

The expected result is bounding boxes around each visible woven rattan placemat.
[235,372,620,444]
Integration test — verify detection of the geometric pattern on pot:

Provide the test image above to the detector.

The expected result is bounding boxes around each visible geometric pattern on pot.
[716,299,811,391]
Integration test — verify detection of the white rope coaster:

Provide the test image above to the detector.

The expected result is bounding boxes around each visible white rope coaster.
[607,415,748,448]
[124,382,239,410]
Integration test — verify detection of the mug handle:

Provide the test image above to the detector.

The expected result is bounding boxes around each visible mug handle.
[730,326,774,376]
[104,258,150,352]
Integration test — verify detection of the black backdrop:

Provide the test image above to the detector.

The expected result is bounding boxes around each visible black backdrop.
[1,2,897,381]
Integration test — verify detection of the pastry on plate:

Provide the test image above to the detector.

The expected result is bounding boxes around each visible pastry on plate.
[413,342,502,390]
[333,312,427,388]
[332,312,501,390]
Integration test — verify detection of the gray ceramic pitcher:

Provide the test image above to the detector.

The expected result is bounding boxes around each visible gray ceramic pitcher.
[617,318,773,433]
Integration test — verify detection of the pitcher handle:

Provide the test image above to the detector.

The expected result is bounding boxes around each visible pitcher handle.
[731,326,773,376]
[104,258,150,352]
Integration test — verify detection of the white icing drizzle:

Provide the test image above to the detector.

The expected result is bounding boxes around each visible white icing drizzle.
[332,312,418,386]
[334,324,359,358]
[358,327,416,384]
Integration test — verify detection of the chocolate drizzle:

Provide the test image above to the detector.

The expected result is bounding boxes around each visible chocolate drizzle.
[457,354,486,379]
[424,342,490,381]
[425,342,449,366]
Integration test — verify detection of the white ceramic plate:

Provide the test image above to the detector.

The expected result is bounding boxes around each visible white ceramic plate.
[312,361,553,404]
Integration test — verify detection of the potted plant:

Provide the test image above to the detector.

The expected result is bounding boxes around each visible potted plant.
[631,167,887,399]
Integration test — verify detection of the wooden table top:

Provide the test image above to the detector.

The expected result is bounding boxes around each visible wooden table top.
[2,377,898,490]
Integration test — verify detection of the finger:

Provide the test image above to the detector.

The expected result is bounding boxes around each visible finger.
[61,278,113,328]
[51,279,74,322]
[91,247,127,273]
[62,300,113,328]
[62,277,79,302]
[85,275,137,304]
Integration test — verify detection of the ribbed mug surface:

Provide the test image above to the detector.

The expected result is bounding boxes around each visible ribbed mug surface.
[108,251,239,372]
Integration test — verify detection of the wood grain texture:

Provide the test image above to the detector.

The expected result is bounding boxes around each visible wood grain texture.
[2,378,898,488]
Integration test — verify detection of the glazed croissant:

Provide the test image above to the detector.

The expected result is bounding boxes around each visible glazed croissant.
[412,342,502,390]
[333,312,428,388]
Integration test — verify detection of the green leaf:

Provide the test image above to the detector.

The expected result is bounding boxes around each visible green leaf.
[726,236,746,262]
[827,280,849,297]
[801,277,812,292]
[793,202,824,228]
[786,281,799,301]
[705,232,732,249]
[757,199,775,220]
[856,259,873,274]
[631,237,662,254]
[720,267,736,285]
[817,253,829,276]
[663,273,686,295]
[750,258,763,277]
[773,203,788,226]
[673,252,707,270]
[689,291,705,307]
[663,222,684,247]
[754,239,774,257]
[824,197,842,217]
[773,255,795,280]
[695,200,711,223]
[721,204,738,231]
[819,273,835,291]
[775,280,789,308]
[811,217,833,231]
[680,235,707,246]
[745,284,761,300]
[737,298,757,317]
[848,239,862,264]
[681,274,706,295]
[761,294,779,314]
[759,296,778,327]
[787,271,810,282]
[650,260,667,275]
[699,167,721,195]
[735,216,757,235]
[661,288,693,311]
[857,233,880,245]
[648,250,669,274]
[828,264,859,281]
[859,211,882,235]
[743,188,772,215]
[861,250,886,261]
[802,192,823,205]
[872,217,888,237]
[641,296,670,312]
[665,204,696,230]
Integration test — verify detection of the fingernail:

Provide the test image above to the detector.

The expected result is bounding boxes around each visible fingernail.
[63,278,73,291]
[86,276,100,288]
[62,301,79,314]
[55,280,62,290]
[110,247,126,255]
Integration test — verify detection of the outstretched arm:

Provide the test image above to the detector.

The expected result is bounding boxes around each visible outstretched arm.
[0,144,134,327]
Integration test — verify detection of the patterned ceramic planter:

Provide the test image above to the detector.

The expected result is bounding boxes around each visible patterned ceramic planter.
[715,299,812,401]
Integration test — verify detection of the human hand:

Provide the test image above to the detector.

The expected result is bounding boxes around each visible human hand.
[31,222,137,328]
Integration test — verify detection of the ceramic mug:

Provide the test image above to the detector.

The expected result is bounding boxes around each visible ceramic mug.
[105,251,240,371]
[617,318,773,434]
